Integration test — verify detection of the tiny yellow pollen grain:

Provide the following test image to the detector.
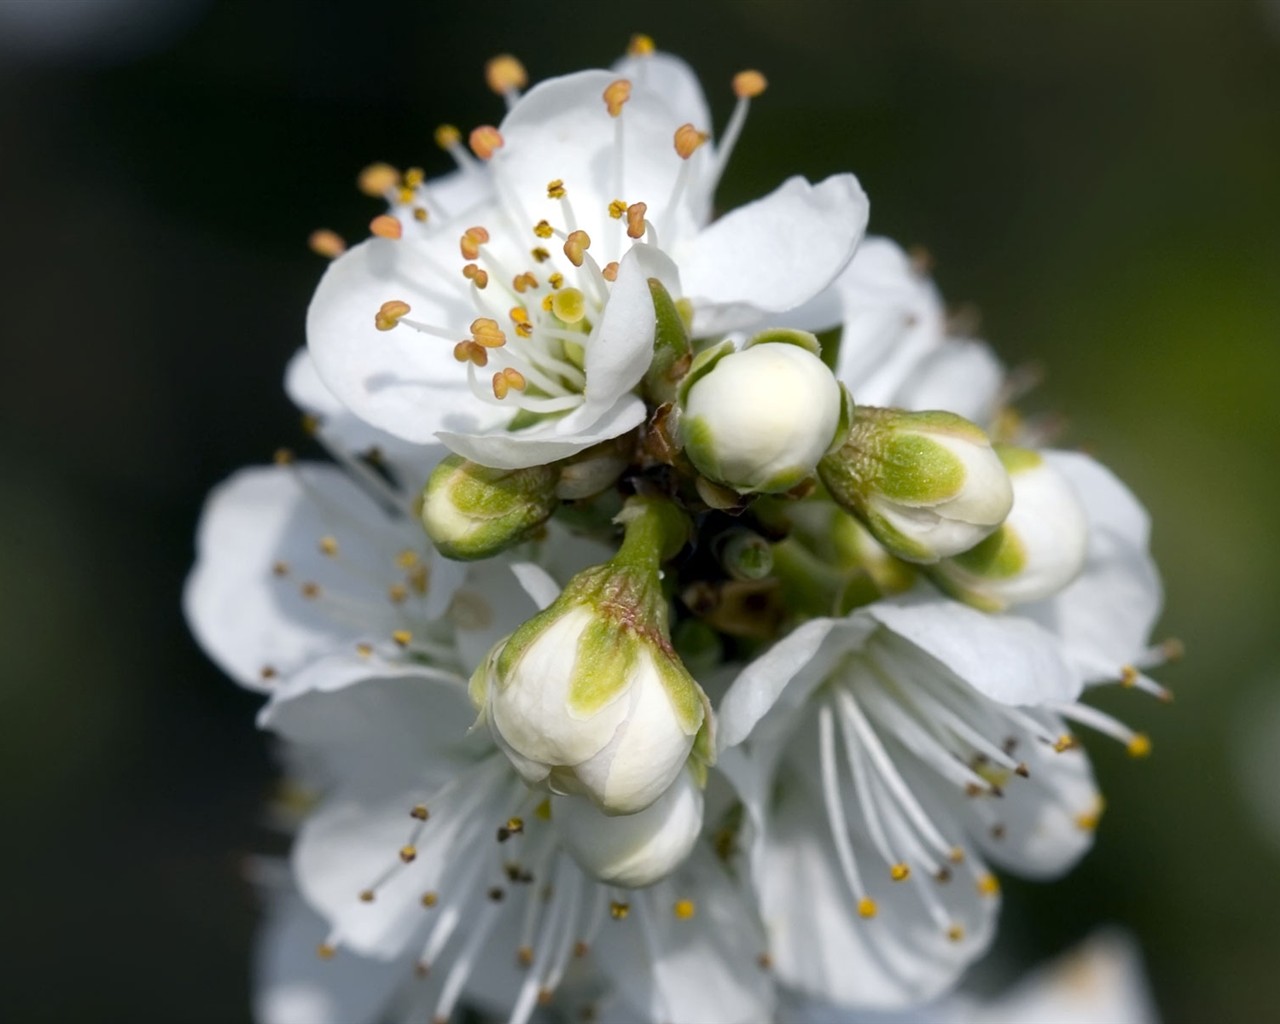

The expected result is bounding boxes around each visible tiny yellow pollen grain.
[1127,733,1153,759]
[318,535,339,557]
[546,179,566,199]
[510,306,529,324]
[411,803,429,820]
[551,287,586,324]
[392,629,413,648]
[603,78,632,117]
[506,816,524,834]
[272,560,290,577]
[890,862,910,882]
[541,294,554,312]
[469,125,504,160]
[485,54,528,95]
[404,167,425,188]
[396,549,420,569]
[369,214,403,240]
[857,897,878,919]
[673,899,696,920]
[732,69,768,99]
[307,228,346,259]
[357,162,400,196]
[515,322,533,338]
[434,124,461,150]
[626,201,647,239]
[627,33,655,56]
[397,186,415,205]
[533,219,554,239]
[948,847,966,864]
[977,873,1001,897]
[674,123,708,159]
[300,582,321,599]
[601,261,619,282]
[359,889,375,903]
[260,665,277,680]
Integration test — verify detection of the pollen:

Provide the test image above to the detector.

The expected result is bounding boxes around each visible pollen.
[469,125,504,160]
[627,33,655,56]
[608,199,627,219]
[260,665,277,681]
[471,317,507,347]
[454,341,489,367]
[563,229,590,267]
[977,873,1001,897]
[492,368,527,399]
[369,215,402,240]
[412,207,428,223]
[548,272,564,290]
[626,202,647,239]
[546,179,566,199]
[509,306,529,325]
[674,123,709,159]
[485,54,528,95]
[307,228,346,259]
[403,166,425,189]
[947,925,965,943]
[462,263,490,289]
[421,891,438,908]
[609,901,630,920]
[1075,811,1101,832]
[399,845,418,863]
[357,162,400,196]
[460,226,490,260]
[857,897,878,919]
[374,299,411,331]
[948,847,966,864]
[1120,665,1139,688]
[392,629,413,648]
[890,862,910,882]
[732,69,768,99]
[533,219,554,239]
[531,246,551,263]
[603,78,632,117]
[1053,733,1077,753]
[673,899,696,920]
[602,262,619,282]
[506,816,525,834]
[318,535,338,557]
[1127,733,1153,759]
[551,287,586,324]
[434,124,461,150]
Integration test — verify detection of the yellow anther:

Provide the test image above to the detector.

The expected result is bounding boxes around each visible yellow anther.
[388,584,408,604]
[516,945,534,967]
[1120,665,1139,688]
[857,897,878,919]
[890,863,910,882]
[609,901,630,920]
[947,925,965,943]
[412,207,428,223]
[603,79,632,117]
[977,873,1001,897]
[421,891,438,908]
[602,261,619,282]
[627,33,655,56]
[375,299,411,331]
[563,229,590,267]
[536,988,554,1006]
[355,642,373,657]
[485,54,528,95]
[471,317,507,347]
[454,341,489,367]
[1127,733,1152,759]
[357,162,400,196]
[509,306,530,325]
[531,246,551,263]
[300,582,321,599]
[515,322,533,338]
[396,186,414,205]
[607,200,626,220]
[399,845,418,863]
[506,816,525,834]
[732,69,768,99]
[541,295,554,312]
[434,124,461,150]
[626,201,647,239]
[546,179,566,199]
[1075,811,1101,832]
[307,228,346,259]
[673,899,696,920]
[573,941,589,958]
[273,447,293,466]
[948,847,966,864]
[408,563,429,594]
[492,367,527,399]
[534,798,552,821]
[469,125,504,160]
[757,952,774,971]
[551,287,586,324]
[674,123,709,159]
[316,943,336,959]
[1053,734,1077,753]
[369,214,403,240]
[394,549,419,570]
[259,665,277,680]
[392,629,412,648]
[460,225,491,260]
[462,263,490,289]
[533,219,554,239]
[548,272,564,289]
[359,889,375,903]
[272,561,289,577]
[512,271,537,292]
[318,536,339,557]
[404,167,425,188]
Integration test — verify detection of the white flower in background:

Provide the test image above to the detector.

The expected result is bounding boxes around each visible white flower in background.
[306,51,868,469]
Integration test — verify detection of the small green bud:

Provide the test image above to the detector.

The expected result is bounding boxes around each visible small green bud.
[642,277,693,406]
[819,407,1013,564]
[420,455,558,561]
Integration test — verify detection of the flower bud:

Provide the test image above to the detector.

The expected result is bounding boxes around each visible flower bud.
[420,455,558,561]
[932,447,1088,610]
[472,499,712,815]
[678,330,851,495]
[818,407,1013,564]
[555,768,703,887]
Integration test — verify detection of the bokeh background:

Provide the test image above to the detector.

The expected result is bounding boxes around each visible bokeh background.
[3,0,1278,1020]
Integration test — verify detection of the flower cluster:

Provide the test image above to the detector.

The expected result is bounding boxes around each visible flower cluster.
[187,38,1173,1024]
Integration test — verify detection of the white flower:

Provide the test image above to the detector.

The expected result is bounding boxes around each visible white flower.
[306,54,868,469]
[679,330,849,494]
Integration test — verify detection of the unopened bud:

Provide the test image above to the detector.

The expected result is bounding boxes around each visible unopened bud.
[678,330,850,495]
[932,447,1088,610]
[421,455,557,561]
[818,408,1013,564]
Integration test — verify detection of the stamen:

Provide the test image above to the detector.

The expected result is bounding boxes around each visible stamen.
[627,33,655,57]
[434,124,461,149]
[357,162,400,197]
[469,126,504,161]
[674,123,709,160]
[818,704,871,906]
[460,226,491,260]
[601,262,619,282]
[369,215,402,240]
[462,263,490,289]
[492,368,527,399]
[533,220,554,239]
[546,179,566,200]
[1052,702,1151,757]
[374,300,411,331]
[733,70,768,99]
[602,79,632,117]
[470,317,507,348]
[563,230,590,267]
[454,341,489,367]
[307,229,346,259]
[486,54,528,104]
[626,202,647,239]
[513,271,538,292]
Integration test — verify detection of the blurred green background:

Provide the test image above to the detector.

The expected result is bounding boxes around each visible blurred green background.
[2,0,1277,1020]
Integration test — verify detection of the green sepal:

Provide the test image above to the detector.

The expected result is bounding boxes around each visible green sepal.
[675,338,736,406]
[567,617,638,716]
[742,327,823,357]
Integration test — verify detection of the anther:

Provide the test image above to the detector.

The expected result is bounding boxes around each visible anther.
[534,219,554,238]
[492,368,527,399]
[537,988,554,1006]
[949,847,966,864]
[454,341,489,367]
[357,162,400,196]
[1127,733,1153,759]
[516,945,534,967]
[359,889,375,903]
[510,306,529,325]
[551,287,586,324]
[513,271,538,292]
[563,230,590,267]
[488,887,505,902]
[369,215,402,240]
[307,229,346,259]
[355,643,373,657]
[485,54,528,95]
[608,199,627,219]
[470,317,506,348]
[375,299,411,331]
[673,899,696,920]
[506,817,524,835]
[272,561,289,576]
[301,582,321,599]
[388,583,408,604]
[413,207,428,223]
[434,124,461,150]
[316,943,337,960]
[462,264,490,289]
[411,804,429,821]
[732,70,768,99]
[397,186,414,205]
[548,272,564,290]
[531,246,551,263]
[469,126,504,160]
[460,226,491,260]
[1015,763,1030,778]
[625,202,647,239]
[1120,665,1139,688]
[1053,734,1077,753]
[535,799,551,821]
[603,79,632,117]
[300,413,320,437]
[627,33,655,56]
[547,179,566,199]
[318,536,338,557]
[601,262,619,282]
[274,447,294,465]
[403,167,425,188]
[421,891,439,908]
[609,901,630,920]
[674,123,709,159]
[977,874,1000,896]
[392,629,412,647]
[857,897,878,919]
[947,925,965,943]
[260,665,277,681]
[400,845,418,863]
[890,863,910,882]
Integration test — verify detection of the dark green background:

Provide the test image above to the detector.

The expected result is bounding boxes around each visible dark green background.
[3,1,1277,1020]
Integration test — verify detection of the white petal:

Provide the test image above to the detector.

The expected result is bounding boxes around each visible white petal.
[611,51,712,153]
[866,594,1081,706]
[892,339,1006,426]
[680,175,869,336]
[510,561,562,611]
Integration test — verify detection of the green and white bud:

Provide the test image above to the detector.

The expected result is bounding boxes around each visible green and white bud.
[555,767,703,887]
[471,498,712,815]
[678,329,851,495]
[932,446,1088,610]
[818,407,1013,564]
[421,455,558,561]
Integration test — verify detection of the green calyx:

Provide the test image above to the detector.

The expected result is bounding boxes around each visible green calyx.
[421,454,558,561]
